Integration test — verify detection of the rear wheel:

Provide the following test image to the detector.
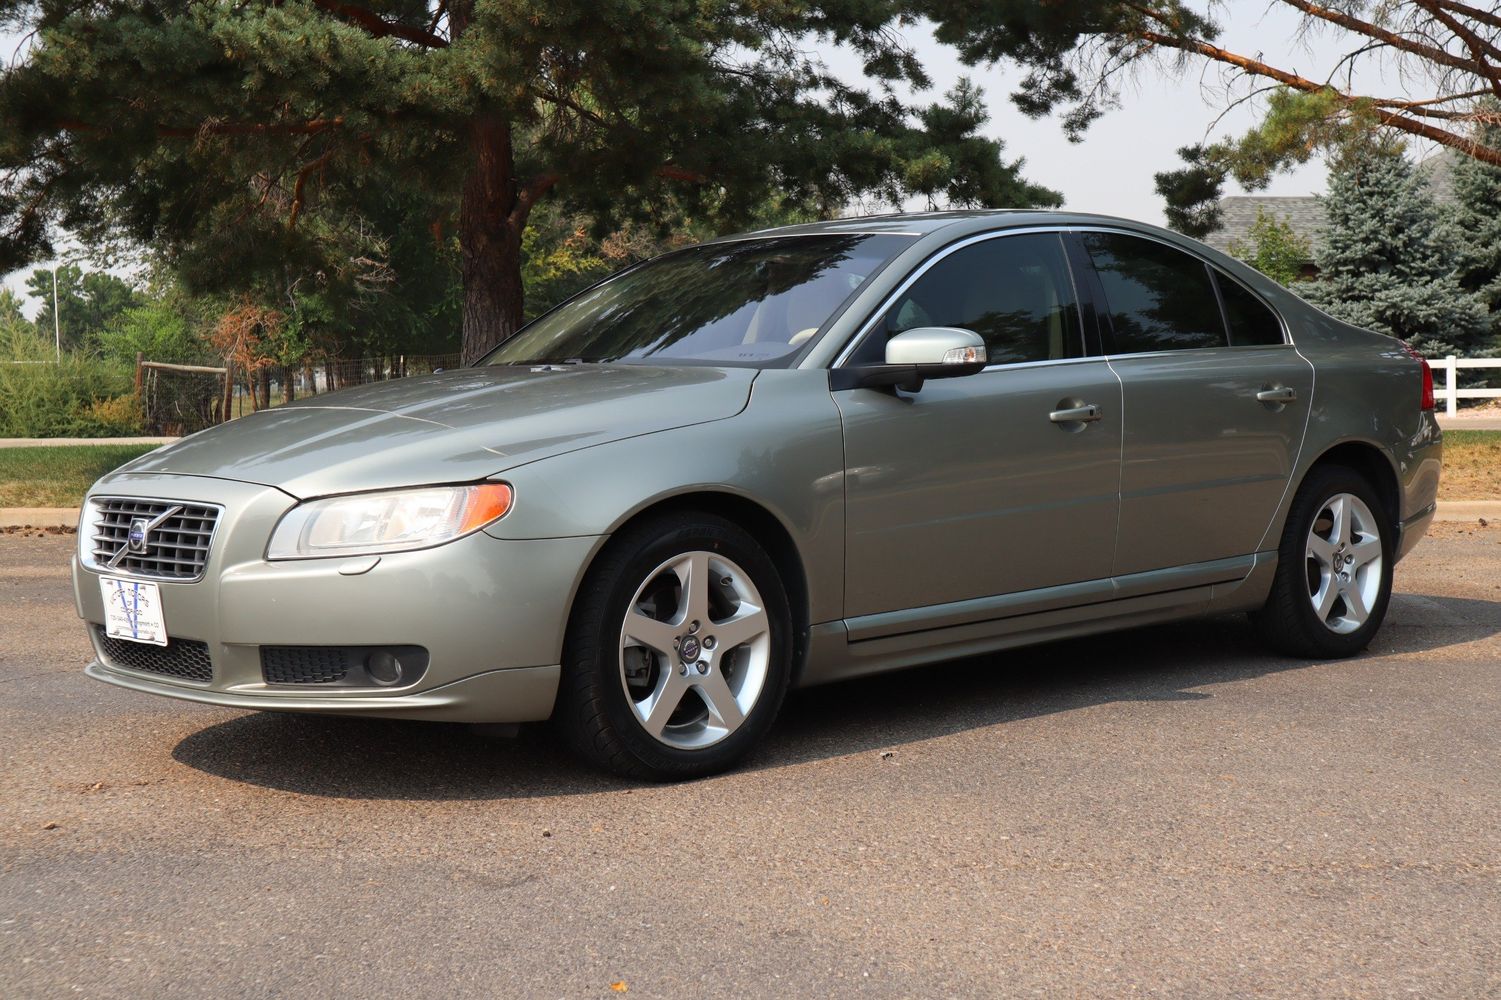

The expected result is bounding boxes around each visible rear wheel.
[1251,465,1393,658]
[556,513,792,780]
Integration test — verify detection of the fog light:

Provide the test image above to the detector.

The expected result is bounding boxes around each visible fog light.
[366,651,403,685]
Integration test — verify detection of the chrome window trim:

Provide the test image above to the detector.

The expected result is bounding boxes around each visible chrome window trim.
[1067,225,1292,349]
[830,226,1085,370]
[79,495,225,583]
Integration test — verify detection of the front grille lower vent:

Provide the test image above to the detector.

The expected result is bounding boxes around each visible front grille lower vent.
[91,498,220,581]
[95,627,213,682]
[262,646,350,685]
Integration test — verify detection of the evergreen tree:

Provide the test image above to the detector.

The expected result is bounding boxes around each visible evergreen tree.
[22,265,139,353]
[1305,144,1487,359]
[1448,113,1501,354]
[0,287,26,328]
[0,2,1064,364]
[1154,145,1226,240]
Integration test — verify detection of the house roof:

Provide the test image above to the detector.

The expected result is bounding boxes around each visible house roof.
[1201,196,1326,254]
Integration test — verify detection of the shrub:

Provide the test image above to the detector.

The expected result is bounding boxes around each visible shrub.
[0,322,136,437]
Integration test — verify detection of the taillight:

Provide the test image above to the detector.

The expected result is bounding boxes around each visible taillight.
[1400,341,1435,411]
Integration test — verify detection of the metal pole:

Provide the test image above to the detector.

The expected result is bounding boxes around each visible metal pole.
[51,266,61,361]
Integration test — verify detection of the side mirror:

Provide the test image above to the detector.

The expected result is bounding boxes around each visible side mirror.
[832,327,987,392]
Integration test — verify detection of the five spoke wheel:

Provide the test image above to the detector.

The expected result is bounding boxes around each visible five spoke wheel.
[1304,492,1384,635]
[619,551,771,749]
[1253,465,1393,659]
[557,511,792,779]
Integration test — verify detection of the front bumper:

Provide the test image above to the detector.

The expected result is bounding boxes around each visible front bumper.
[75,472,600,723]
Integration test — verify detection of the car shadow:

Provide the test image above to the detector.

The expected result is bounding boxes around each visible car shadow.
[171,590,1501,800]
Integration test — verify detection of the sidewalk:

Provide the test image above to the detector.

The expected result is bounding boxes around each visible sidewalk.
[0,437,179,448]
[1437,416,1501,431]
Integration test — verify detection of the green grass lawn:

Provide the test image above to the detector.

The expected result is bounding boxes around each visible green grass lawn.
[1441,430,1501,501]
[0,431,1494,510]
[0,444,160,508]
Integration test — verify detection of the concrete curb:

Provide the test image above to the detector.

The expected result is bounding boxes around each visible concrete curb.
[0,437,178,449]
[0,508,79,529]
[1431,501,1501,522]
[3,502,1497,531]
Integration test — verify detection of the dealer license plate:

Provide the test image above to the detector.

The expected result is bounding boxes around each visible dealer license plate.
[99,576,168,647]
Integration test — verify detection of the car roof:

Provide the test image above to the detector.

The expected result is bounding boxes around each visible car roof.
[708,209,1180,243]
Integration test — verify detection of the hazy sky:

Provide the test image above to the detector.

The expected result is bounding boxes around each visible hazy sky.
[0,5,1447,316]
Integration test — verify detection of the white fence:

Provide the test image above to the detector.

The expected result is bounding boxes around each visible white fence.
[1437,356,1501,417]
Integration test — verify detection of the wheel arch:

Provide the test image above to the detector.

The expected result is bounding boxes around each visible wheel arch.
[1297,439,1403,537]
[573,488,814,685]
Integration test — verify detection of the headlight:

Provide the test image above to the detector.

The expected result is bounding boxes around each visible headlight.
[267,483,513,560]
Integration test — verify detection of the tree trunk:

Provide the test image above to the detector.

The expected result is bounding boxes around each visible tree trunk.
[459,115,526,365]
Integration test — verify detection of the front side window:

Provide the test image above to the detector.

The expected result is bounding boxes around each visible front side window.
[850,232,1083,367]
[1082,232,1227,354]
[481,235,911,368]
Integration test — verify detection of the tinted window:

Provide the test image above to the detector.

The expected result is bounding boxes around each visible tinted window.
[1082,232,1227,353]
[855,233,1081,366]
[1215,271,1284,346]
[482,235,910,367]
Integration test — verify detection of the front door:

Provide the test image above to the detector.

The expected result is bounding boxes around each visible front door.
[834,232,1123,622]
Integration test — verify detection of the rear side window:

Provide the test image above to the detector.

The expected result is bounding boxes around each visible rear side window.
[1214,271,1284,346]
[866,232,1082,366]
[1081,232,1227,354]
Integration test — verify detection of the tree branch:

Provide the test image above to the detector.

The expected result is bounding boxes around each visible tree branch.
[307,0,449,49]
[1136,30,1501,168]
[1273,0,1491,80]
[58,117,346,138]
[1413,0,1501,97]
[1433,1,1501,34]
[508,171,558,232]
[288,149,334,228]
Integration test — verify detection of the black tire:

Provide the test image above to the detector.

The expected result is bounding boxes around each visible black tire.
[1250,464,1395,658]
[555,512,793,780]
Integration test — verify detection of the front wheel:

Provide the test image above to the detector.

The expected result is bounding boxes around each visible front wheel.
[1251,465,1394,658]
[556,513,793,780]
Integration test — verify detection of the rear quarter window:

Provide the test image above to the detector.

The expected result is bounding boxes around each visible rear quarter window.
[1214,271,1285,346]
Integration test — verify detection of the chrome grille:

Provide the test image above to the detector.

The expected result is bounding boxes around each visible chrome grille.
[90,498,220,581]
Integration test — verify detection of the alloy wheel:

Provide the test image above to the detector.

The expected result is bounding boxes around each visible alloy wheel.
[1304,492,1384,635]
[617,550,771,750]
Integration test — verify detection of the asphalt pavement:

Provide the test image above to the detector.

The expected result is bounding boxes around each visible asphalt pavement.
[3,524,1499,998]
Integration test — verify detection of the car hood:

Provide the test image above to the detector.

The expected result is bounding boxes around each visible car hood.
[115,364,757,498]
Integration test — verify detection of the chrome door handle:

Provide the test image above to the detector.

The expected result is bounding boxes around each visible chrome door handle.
[1049,404,1102,424]
[1256,386,1298,404]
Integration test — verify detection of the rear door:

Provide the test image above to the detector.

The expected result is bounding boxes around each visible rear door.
[1069,229,1313,577]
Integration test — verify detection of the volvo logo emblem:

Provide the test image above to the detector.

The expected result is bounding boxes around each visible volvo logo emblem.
[126,517,150,554]
[678,635,702,663]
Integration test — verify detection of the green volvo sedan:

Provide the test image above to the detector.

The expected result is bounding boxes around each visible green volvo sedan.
[75,211,1442,779]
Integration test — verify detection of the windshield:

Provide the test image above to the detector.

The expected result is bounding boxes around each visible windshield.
[480,234,912,367]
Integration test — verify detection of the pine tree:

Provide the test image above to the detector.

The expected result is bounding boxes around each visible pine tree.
[0,2,1065,364]
[1305,144,1487,359]
[1448,113,1501,354]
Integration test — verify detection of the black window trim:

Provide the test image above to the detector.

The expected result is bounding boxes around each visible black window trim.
[1063,226,1290,357]
[829,226,1104,373]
